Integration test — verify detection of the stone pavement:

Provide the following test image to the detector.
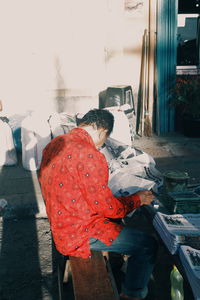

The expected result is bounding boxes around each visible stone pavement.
[0,133,199,300]
[1,132,200,220]
[0,155,46,220]
[133,133,200,185]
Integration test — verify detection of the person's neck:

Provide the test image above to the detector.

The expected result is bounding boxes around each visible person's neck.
[78,125,98,146]
[78,125,93,137]
[78,125,105,149]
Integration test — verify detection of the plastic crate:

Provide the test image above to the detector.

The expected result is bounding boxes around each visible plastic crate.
[164,191,200,214]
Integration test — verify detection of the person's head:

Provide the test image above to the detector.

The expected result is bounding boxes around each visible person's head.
[78,109,114,148]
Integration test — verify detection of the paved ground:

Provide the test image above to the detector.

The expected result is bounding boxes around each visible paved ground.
[0,132,200,300]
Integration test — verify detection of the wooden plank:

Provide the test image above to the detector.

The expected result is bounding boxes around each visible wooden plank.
[147,0,157,136]
[69,251,119,300]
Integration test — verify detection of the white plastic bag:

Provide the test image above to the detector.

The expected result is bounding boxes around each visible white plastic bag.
[101,137,163,195]
[21,113,51,171]
[48,113,65,138]
[104,106,134,146]
[48,112,77,138]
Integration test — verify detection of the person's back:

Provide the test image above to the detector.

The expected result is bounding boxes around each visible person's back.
[39,127,130,257]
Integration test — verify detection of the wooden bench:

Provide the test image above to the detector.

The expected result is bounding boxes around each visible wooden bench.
[57,250,120,300]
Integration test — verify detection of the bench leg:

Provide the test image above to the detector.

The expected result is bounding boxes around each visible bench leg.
[57,259,65,300]
[63,260,71,283]
[57,255,70,300]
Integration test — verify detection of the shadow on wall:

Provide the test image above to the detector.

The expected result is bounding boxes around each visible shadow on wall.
[53,56,98,115]
[54,56,67,113]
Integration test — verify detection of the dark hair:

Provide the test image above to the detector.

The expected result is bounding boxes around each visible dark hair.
[78,109,114,136]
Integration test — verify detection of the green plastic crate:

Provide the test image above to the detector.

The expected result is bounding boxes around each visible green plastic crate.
[163,191,200,214]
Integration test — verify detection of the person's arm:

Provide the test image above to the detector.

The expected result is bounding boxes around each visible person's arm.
[136,190,154,205]
[118,190,154,207]
[76,145,150,219]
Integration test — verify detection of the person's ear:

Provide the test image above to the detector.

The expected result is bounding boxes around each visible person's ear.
[99,128,108,140]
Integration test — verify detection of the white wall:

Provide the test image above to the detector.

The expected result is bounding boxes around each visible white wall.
[0,0,148,116]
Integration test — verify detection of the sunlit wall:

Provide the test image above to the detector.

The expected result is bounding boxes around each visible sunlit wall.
[0,0,149,115]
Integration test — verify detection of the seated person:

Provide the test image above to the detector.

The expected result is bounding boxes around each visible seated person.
[39,109,158,300]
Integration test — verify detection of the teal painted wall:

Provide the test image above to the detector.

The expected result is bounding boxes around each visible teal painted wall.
[156,0,178,134]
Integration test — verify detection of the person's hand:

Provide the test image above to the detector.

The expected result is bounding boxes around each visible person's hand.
[136,190,154,206]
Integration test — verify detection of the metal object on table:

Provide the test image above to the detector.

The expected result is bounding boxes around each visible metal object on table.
[163,170,189,193]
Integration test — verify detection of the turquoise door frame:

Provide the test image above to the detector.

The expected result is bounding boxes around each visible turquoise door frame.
[156,0,178,134]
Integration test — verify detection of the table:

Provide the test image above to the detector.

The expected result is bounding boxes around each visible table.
[140,203,195,300]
